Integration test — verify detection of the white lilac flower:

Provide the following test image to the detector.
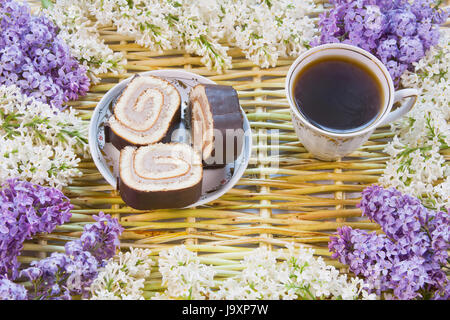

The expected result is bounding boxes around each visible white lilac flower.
[152,245,216,300]
[42,0,126,84]
[0,85,88,188]
[226,0,317,68]
[42,0,319,72]
[212,246,376,300]
[380,28,450,210]
[214,246,289,300]
[88,245,375,300]
[90,248,154,300]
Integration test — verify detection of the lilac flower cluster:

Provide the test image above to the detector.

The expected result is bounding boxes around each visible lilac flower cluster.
[18,212,123,300]
[0,277,28,300]
[314,0,448,83]
[0,179,72,279]
[329,185,449,300]
[0,0,90,109]
[72,212,123,266]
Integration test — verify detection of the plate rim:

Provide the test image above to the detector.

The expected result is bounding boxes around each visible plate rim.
[88,69,252,208]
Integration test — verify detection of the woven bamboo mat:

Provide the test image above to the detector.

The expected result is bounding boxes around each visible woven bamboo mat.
[22,1,449,295]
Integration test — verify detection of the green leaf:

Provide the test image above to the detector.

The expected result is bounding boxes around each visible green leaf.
[41,0,53,9]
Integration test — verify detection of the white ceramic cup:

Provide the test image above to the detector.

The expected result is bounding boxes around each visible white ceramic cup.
[286,43,418,161]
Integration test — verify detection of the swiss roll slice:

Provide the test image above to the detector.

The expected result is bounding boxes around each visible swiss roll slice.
[118,143,203,209]
[189,84,244,167]
[106,75,181,149]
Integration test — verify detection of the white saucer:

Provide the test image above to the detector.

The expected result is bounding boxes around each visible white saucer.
[88,70,252,208]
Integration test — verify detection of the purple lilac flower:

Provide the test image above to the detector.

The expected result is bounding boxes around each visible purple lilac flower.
[20,213,123,300]
[329,226,400,296]
[314,0,448,84]
[329,185,450,300]
[386,8,416,37]
[389,256,429,300]
[0,277,27,300]
[377,38,399,63]
[0,0,89,109]
[71,212,124,265]
[0,179,72,279]
[21,253,73,300]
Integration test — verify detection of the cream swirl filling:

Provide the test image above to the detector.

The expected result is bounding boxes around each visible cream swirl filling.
[116,88,164,132]
[108,75,181,146]
[134,152,191,180]
[119,144,202,192]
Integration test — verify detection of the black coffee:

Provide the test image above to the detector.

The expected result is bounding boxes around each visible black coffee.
[293,56,383,133]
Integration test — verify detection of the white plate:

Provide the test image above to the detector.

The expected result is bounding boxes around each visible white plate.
[88,70,252,208]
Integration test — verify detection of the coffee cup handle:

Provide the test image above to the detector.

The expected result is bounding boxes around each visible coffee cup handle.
[378,88,419,127]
